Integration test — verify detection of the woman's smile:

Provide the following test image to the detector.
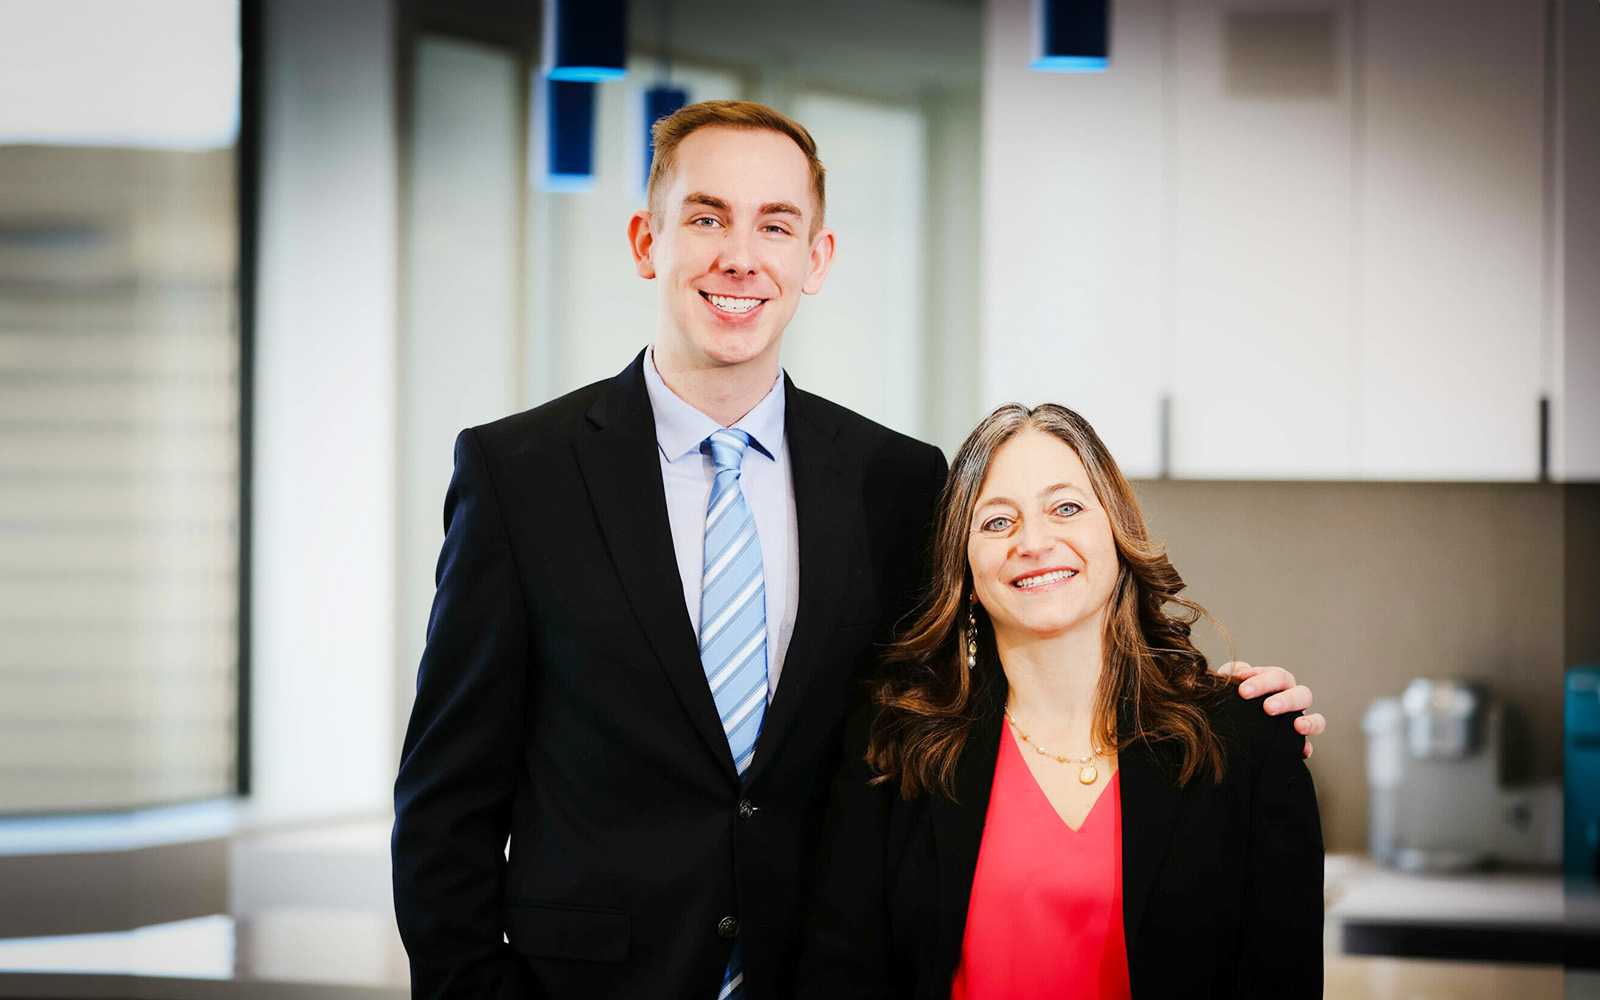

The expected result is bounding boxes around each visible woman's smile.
[1009,567,1079,589]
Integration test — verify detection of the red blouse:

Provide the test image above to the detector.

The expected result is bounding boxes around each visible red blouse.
[949,726,1132,1000]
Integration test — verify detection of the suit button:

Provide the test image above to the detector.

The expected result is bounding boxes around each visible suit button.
[737,799,755,820]
[717,916,739,939]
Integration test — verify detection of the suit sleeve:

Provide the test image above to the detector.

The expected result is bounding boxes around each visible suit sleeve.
[392,428,531,1000]
[795,703,897,999]
[1238,711,1325,997]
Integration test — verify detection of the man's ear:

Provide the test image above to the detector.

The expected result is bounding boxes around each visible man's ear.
[628,210,656,279]
[801,227,836,295]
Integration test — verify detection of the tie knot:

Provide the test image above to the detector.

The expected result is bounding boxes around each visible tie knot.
[706,428,752,472]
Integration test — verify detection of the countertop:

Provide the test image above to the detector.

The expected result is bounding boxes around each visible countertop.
[1324,853,1596,967]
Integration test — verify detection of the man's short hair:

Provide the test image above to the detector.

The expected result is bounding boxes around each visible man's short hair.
[647,100,827,235]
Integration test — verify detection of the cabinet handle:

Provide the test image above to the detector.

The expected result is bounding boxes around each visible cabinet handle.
[1160,395,1172,480]
[1539,396,1550,483]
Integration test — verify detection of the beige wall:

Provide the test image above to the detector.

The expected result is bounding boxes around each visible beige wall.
[1135,479,1576,853]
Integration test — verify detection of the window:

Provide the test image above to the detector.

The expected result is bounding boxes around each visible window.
[0,0,243,813]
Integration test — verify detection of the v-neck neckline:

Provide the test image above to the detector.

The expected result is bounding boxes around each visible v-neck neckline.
[1003,723,1119,833]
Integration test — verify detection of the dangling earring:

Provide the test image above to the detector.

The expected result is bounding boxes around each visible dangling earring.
[966,597,978,670]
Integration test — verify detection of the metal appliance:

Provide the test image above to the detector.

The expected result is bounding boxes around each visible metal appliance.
[1364,678,1502,872]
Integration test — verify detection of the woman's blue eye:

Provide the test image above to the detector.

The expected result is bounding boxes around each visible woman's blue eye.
[1054,501,1082,516]
[981,516,1012,532]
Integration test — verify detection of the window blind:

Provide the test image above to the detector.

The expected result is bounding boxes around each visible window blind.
[0,144,239,814]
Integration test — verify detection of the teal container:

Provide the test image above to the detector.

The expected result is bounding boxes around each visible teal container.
[1568,665,1600,882]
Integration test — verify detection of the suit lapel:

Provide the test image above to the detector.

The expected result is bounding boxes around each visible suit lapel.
[930,674,1004,971]
[572,353,735,777]
[1118,721,1184,954]
[745,380,853,784]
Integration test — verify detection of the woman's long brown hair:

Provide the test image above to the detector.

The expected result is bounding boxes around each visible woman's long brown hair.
[867,403,1232,799]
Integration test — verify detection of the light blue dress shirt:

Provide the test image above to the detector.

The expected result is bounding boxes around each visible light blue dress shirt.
[642,350,800,699]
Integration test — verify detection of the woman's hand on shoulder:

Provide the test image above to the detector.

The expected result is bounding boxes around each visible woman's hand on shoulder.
[1217,662,1325,759]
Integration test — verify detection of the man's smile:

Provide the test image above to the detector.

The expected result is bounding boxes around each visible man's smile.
[701,291,766,314]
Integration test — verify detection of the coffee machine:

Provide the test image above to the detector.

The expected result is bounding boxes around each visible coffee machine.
[1364,678,1502,871]
[1365,678,1562,871]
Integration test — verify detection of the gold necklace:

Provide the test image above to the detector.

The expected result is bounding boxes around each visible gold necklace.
[1003,709,1108,786]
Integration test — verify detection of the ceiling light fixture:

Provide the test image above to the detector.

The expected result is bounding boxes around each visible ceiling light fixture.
[1030,0,1110,73]
[536,77,596,192]
[544,0,627,83]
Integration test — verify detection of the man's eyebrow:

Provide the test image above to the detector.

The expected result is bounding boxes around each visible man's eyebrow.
[682,192,728,212]
[679,194,804,222]
[760,201,803,219]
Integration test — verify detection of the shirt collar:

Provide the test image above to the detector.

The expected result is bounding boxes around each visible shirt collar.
[643,348,785,463]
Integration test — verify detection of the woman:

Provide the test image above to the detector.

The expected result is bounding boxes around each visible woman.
[798,404,1323,999]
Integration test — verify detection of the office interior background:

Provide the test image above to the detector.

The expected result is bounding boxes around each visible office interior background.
[0,0,1596,995]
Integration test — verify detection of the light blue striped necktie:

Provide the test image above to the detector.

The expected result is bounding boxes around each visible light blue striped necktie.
[700,428,766,1000]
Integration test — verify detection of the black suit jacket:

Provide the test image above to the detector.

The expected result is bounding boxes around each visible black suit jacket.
[392,352,947,1000]
[799,675,1325,998]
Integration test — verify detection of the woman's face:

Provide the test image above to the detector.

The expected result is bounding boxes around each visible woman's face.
[966,429,1120,648]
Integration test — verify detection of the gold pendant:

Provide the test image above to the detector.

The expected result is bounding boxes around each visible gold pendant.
[1078,764,1098,785]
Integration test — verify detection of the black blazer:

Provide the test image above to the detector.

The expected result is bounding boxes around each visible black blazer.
[799,674,1325,999]
[392,352,947,1000]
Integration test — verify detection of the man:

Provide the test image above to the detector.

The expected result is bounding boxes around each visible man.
[392,101,1322,1000]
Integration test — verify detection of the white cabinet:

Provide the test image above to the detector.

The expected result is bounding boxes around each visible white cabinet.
[1168,1,1356,479]
[1356,0,1547,481]
[979,0,1166,478]
[1556,0,1600,483]
[980,0,1554,482]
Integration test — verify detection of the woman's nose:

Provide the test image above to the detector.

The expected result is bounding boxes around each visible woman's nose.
[1013,516,1054,556]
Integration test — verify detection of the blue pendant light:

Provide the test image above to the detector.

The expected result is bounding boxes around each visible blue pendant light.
[541,77,596,192]
[1030,0,1109,73]
[643,84,689,187]
[544,0,627,83]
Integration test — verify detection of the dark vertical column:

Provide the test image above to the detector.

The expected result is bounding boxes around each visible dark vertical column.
[235,0,264,797]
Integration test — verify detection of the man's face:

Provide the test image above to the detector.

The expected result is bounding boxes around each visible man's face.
[630,126,835,376]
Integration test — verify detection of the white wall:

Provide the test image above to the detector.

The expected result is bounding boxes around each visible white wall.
[250,0,397,822]
[921,89,983,455]
[397,35,524,749]
[784,93,926,436]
